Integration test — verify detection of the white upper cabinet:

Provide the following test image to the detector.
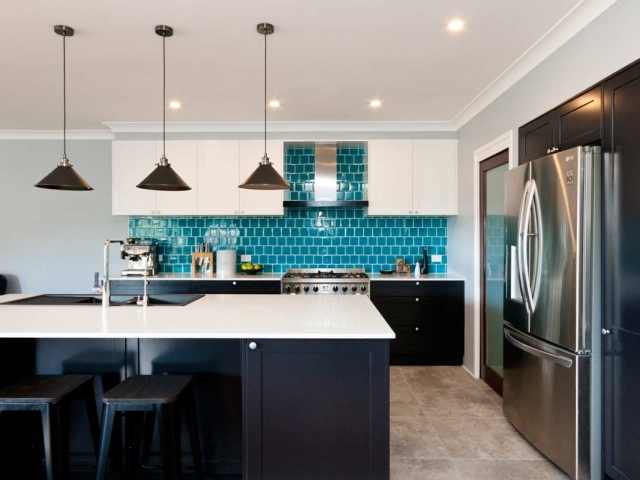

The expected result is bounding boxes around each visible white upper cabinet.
[367,139,458,216]
[112,141,157,215]
[368,140,413,215]
[239,140,284,216]
[154,140,199,215]
[412,140,457,215]
[198,140,241,215]
[112,139,285,216]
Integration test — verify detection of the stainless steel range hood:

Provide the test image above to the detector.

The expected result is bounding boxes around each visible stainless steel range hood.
[283,142,369,208]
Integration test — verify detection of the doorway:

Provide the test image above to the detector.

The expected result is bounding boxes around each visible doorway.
[479,149,509,395]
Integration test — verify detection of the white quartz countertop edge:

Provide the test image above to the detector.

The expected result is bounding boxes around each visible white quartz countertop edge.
[0,294,395,340]
[111,272,464,281]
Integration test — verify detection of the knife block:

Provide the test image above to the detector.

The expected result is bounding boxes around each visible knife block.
[191,252,215,275]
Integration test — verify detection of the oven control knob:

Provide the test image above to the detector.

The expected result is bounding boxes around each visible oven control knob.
[342,286,348,292]
[284,285,291,293]
[333,286,339,292]
[360,285,367,292]
[294,285,300,292]
[352,286,357,292]
[303,286,309,292]
[313,286,319,292]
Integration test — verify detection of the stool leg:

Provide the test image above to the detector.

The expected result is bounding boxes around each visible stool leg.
[124,411,143,480]
[82,382,101,461]
[96,403,117,480]
[140,410,156,467]
[40,403,64,480]
[157,403,180,480]
[184,384,205,480]
[29,411,44,479]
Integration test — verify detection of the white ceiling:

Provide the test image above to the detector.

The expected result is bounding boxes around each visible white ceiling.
[1,0,593,130]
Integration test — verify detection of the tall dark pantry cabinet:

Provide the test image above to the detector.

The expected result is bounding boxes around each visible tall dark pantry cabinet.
[602,61,640,480]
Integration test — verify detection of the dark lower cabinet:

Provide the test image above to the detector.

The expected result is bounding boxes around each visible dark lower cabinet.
[602,60,640,480]
[110,280,191,295]
[110,279,281,296]
[371,281,464,365]
[243,339,390,480]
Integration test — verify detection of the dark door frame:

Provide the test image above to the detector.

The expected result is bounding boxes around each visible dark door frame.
[479,149,509,396]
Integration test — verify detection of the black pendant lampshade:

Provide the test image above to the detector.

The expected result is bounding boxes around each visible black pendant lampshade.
[239,23,290,191]
[35,25,93,191]
[137,25,191,192]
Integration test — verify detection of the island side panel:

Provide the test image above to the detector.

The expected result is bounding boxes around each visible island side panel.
[137,338,243,475]
[243,339,390,480]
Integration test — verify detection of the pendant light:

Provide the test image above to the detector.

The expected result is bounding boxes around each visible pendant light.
[137,25,191,191]
[35,25,93,191]
[239,23,290,190]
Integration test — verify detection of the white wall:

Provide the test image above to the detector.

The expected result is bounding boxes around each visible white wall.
[450,0,640,375]
[0,140,128,293]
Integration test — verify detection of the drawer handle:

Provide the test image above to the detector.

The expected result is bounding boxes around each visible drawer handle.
[415,298,419,302]
[249,342,258,350]
[415,327,419,331]
[416,282,420,285]
[233,281,237,285]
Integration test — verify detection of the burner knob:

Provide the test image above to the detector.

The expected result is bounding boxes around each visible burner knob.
[313,286,319,292]
[284,286,291,293]
[352,286,357,292]
[303,286,309,292]
[342,286,348,292]
[360,285,367,292]
[294,286,300,292]
[333,286,339,292]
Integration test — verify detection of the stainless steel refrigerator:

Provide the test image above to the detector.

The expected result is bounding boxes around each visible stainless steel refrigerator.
[503,146,601,480]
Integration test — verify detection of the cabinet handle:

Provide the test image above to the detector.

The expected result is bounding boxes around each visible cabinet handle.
[415,298,419,302]
[416,282,420,286]
[547,149,551,154]
[602,328,611,336]
[249,342,258,350]
[415,327,420,331]
[233,281,237,285]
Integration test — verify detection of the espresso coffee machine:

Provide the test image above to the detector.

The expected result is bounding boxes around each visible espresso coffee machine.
[121,238,158,276]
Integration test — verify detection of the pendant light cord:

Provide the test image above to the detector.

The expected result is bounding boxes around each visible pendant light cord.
[163,34,166,158]
[264,28,267,161]
[63,34,66,159]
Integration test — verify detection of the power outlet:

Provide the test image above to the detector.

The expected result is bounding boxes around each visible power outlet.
[241,255,252,263]
[431,254,443,263]
[158,254,163,262]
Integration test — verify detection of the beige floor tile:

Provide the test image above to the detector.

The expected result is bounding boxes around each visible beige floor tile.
[453,459,570,480]
[429,417,545,460]
[391,459,463,480]
[391,376,424,417]
[402,366,479,391]
[482,387,503,406]
[413,388,504,418]
[391,366,406,380]
[390,417,449,459]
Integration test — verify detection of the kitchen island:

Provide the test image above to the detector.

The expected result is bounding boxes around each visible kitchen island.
[0,294,394,479]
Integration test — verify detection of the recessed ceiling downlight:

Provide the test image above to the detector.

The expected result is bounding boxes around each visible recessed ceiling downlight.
[169,101,181,109]
[370,100,382,108]
[448,20,465,32]
[269,100,281,108]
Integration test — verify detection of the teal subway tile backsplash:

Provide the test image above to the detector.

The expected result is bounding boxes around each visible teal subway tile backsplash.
[129,208,448,274]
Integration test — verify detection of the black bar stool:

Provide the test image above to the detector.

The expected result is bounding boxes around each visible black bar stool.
[96,375,204,480]
[0,374,100,480]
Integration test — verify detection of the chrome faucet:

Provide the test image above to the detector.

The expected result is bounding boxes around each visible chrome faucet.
[136,254,150,308]
[93,239,125,307]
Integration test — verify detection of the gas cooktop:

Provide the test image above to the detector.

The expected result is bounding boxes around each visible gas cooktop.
[281,269,370,295]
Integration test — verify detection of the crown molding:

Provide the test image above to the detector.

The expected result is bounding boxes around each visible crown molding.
[452,0,619,129]
[0,130,114,140]
[102,121,457,134]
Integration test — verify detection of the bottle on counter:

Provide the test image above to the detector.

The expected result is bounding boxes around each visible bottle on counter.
[420,247,429,274]
[414,260,421,278]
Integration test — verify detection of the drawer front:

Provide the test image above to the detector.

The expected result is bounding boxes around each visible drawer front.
[391,321,464,357]
[110,280,190,295]
[371,296,460,326]
[191,280,281,295]
[371,280,463,297]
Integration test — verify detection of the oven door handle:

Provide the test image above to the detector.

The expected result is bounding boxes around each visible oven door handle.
[504,329,573,368]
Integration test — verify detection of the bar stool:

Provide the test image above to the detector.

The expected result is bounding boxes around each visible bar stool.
[96,375,204,480]
[0,375,100,480]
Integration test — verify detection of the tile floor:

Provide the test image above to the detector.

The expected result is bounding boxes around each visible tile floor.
[390,366,570,480]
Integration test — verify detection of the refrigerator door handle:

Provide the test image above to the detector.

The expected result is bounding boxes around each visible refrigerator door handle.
[504,329,573,368]
[527,180,543,311]
[517,181,532,314]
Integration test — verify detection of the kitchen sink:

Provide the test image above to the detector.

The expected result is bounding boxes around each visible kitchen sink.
[1,294,204,307]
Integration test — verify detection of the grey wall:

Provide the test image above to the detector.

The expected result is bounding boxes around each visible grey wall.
[0,140,128,294]
[449,0,640,374]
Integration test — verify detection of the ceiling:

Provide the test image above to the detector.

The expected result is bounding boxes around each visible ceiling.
[1,0,590,130]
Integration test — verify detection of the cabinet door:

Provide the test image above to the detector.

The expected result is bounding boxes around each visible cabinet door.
[198,140,240,215]
[113,141,157,215]
[154,141,199,215]
[412,140,457,215]
[603,62,640,480]
[243,339,389,480]
[556,85,602,151]
[239,140,284,216]
[518,113,555,165]
[191,280,281,295]
[368,140,413,215]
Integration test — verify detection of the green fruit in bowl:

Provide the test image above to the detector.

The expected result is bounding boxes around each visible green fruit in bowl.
[241,262,253,270]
